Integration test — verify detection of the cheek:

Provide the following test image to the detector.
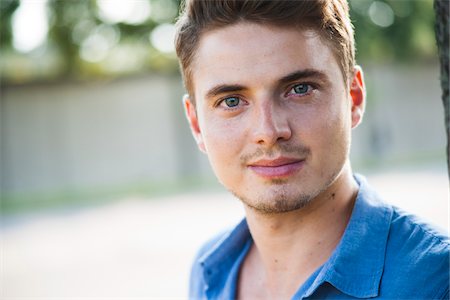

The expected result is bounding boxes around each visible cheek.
[320,106,352,158]
[301,102,350,150]
[203,117,234,144]
[201,117,243,164]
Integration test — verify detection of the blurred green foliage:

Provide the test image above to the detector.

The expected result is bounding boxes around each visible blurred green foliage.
[0,0,437,85]
[350,0,436,64]
[0,0,20,48]
[1,0,181,83]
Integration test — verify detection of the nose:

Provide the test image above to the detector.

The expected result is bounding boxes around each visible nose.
[251,98,292,146]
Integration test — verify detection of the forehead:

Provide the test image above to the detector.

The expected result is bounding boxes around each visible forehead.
[191,22,343,99]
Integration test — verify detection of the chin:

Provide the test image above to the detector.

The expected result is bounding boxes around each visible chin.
[231,188,316,214]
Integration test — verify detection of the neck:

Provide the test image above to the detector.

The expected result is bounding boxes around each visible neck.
[242,166,359,297]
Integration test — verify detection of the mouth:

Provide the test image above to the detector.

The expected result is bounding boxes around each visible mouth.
[247,157,305,178]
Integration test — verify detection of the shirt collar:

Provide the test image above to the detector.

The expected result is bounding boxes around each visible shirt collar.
[303,174,394,298]
[199,218,251,298]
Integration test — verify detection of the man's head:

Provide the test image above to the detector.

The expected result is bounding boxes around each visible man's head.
[175,0,356,101]
[175,0,365,214]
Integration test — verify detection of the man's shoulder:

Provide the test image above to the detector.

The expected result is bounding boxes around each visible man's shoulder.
[388,206,449,265]
[193,229,231,264]
[381,206,449,298]
[188,229,230,299]
[387,205,449,254]
[188,219,251,299]
[191,218,249,265]
[355,174,449,255]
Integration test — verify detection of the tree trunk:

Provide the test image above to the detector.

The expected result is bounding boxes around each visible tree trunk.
[434,0,449,177]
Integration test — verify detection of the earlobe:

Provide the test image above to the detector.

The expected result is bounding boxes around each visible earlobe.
[183,94,207,153]
[350,66,366,129]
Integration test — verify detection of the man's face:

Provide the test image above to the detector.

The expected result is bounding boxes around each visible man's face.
[185,23,364,213]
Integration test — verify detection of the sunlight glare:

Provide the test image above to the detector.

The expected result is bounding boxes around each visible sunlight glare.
[80,24,120,63]
[12,0,49,53]
[150,23,176,53]
[369,1,395,28]
[97,0,151,24]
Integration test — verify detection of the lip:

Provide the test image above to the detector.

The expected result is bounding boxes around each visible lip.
[247,157,305,178]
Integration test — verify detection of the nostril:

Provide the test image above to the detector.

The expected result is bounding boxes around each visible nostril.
[253,124,291,146]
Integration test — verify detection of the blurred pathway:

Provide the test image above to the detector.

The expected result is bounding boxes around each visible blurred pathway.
[1,170,448,299]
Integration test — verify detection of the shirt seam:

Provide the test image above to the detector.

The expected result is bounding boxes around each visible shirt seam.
[393,210,450,247]
[418,224,450,246]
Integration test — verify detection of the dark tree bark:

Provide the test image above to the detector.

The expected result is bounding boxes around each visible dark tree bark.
[434,0,449,177]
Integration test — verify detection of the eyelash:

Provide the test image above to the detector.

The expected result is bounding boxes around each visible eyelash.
[216,95,245,110]
[286,83,316,97]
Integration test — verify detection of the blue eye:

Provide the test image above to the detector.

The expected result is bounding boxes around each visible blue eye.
[291,84,309,94]
[223,97,240,107]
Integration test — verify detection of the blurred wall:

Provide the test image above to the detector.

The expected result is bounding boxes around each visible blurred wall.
[351,63,446,166]
[1,63,446,199]
[1,74,211,197]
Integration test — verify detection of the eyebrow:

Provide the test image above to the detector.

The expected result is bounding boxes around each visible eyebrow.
[204,68,329,100]
[277,69,330,86]
[205,84,247,100]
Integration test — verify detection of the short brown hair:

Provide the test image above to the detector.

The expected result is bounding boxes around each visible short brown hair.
[175,0,355,99]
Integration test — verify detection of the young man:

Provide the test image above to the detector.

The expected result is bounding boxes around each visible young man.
[175,0,449,299]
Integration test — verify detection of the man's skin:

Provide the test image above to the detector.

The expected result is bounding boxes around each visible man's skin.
[184,23,366,299]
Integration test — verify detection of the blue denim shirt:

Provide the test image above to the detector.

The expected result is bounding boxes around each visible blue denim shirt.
[189,175,450,299]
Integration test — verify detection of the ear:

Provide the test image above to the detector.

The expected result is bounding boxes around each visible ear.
[183,94,206,153]
[349,65,366,129]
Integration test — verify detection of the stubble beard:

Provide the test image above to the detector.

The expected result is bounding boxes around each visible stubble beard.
[231,186,313,214]
[229,162,342,215]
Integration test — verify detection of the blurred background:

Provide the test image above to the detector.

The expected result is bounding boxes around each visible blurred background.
[0,0,448,298]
